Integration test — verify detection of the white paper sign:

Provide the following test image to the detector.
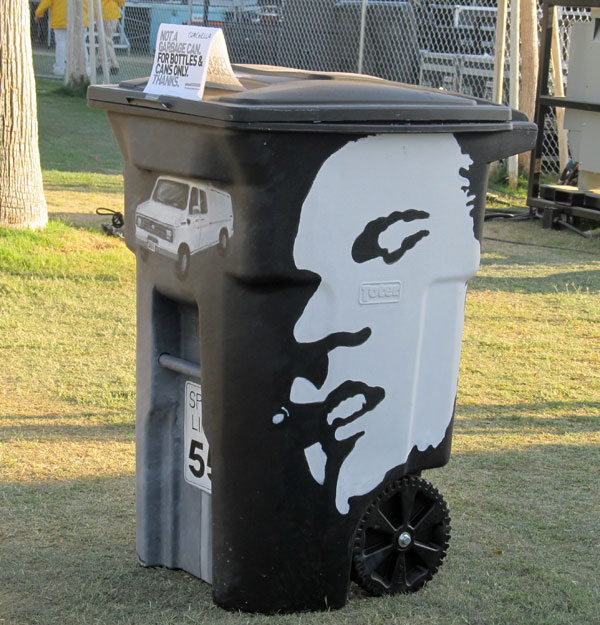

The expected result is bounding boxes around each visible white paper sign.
[184,381,211,493]
[144,25,242,99]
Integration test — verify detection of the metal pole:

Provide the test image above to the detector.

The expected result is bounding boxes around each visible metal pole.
[357,0,368,74]
[492,0,507,104]
[508,0,520,187]
[95,0,110,83]
[88,0,96,83]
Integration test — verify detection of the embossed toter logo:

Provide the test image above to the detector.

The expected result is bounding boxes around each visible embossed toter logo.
[359,281,402,305]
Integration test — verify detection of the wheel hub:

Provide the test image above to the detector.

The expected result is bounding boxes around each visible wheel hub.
[397,531,412,549]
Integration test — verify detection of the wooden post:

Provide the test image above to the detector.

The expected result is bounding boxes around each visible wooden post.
[519,0,539,168]
[508,0,520,187]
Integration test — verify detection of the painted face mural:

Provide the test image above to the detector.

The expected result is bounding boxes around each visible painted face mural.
[289,134,480,514]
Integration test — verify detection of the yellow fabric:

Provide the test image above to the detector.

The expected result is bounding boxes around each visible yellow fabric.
[36,0,66,29]
[35,0,91,29]
[101,0,124,21]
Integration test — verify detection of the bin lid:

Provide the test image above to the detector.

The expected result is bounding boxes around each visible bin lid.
[87,64,526,133]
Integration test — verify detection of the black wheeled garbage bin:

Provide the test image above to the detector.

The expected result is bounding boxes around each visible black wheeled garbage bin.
[88,66,536,613]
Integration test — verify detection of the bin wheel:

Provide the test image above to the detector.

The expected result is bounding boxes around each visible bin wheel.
[352,475,450,596]
[218,229,229,256]
[176,244,190,279]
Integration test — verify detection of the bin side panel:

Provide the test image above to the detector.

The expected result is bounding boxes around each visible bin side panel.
[136,269,215,581]
[117,117,489,612]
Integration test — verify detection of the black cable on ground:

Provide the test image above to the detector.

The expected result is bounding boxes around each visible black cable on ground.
[483,236,598,255]
[485,210,532,221]
[96,207,124,229]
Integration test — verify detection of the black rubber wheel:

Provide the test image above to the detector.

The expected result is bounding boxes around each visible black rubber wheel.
[176,244,190,279]
[352,475,450,596]
[218,229,229,256]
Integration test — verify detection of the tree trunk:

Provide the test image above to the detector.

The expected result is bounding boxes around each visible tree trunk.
[519,0,539,168]
[66,0,88,89]
[0,0,47,229]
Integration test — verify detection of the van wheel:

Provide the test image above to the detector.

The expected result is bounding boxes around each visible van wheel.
[176,244,190,279]
[218,229,229,256]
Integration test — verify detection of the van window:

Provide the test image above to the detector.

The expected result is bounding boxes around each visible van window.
[189,188,200,214]
[153,179,189,210]
[189,188,208,215]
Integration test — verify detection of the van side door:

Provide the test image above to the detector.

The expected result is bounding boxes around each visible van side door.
[189,186,210,251]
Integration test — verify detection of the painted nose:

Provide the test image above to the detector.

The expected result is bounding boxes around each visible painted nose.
[294,281,369,345]
[292,326,372,392]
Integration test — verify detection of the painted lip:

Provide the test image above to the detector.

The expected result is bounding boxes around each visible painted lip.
[324,380,385,430]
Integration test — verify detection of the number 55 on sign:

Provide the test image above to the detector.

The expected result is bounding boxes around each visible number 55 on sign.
[184,381,211,493]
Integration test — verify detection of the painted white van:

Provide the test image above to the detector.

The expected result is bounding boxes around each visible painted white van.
[135,176,233,276]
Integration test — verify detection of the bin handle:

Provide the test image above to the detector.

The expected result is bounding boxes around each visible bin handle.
[125,96,173,111]
[158,353,201,378]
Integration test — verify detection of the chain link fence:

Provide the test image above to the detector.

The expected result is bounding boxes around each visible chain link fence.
[30,0,592,174]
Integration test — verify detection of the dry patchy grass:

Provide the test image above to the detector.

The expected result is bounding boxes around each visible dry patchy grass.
[1,209,599,625]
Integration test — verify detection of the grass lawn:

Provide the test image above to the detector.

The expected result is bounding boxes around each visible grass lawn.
[1,80,599,625]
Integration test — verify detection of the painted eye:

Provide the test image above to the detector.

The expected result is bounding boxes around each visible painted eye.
[352,210,430,265]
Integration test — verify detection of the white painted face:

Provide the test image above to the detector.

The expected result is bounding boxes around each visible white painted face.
[290,134,480,514]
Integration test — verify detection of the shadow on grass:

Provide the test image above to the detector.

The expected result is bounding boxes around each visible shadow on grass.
[470,269,600,294]
[455,420,600,437]
[2,441,599,625]
[457,400,600,417]
[1,421,134,442]
[7,401,598,444]
[1,266,129,282]
[45,180,124,193]
[0,475,209,624]
[456,401,600,429]
[479,252,599,268]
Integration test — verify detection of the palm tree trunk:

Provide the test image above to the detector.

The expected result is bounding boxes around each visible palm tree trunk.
[1,0,48,229]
